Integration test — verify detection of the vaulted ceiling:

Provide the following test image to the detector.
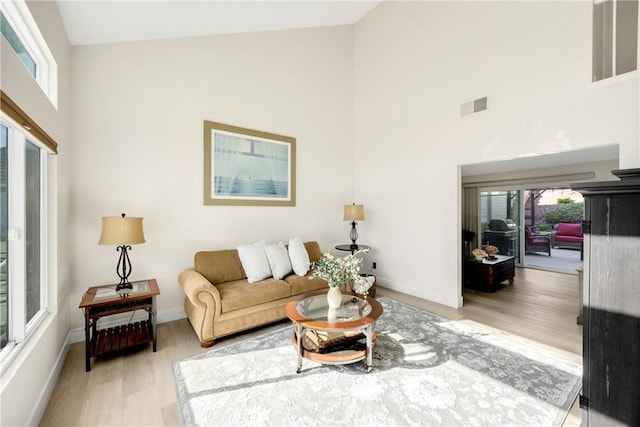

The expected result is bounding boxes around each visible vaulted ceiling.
[56,0,381,46]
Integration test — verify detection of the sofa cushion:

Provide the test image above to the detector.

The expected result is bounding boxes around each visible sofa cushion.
[557,222,582,237]
[216,278,292,313]
[194,249,246,285]
[289,236,311,276]
[265,242,293,280]
[237,240,273,283]
[284,273,328,295]
[555,235,583,243]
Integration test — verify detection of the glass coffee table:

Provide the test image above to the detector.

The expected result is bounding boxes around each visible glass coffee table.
[285,290,383,373]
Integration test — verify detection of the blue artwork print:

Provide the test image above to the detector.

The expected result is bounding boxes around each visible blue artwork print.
[212,132,290,200]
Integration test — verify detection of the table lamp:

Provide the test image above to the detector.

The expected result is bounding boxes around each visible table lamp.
[98,213,146,291]
[343,203,365,250]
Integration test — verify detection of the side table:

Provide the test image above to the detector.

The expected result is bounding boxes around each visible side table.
[335,244,371,255]
[79,278,160,372]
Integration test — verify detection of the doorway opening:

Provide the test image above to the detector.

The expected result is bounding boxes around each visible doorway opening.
[476,187,583,275]
[522,188,583,274]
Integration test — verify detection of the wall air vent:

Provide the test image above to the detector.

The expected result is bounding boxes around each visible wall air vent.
[461,96,488,117]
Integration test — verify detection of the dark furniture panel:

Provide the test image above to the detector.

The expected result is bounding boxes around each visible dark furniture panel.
[573,169,640,427]
[464,255,515,292]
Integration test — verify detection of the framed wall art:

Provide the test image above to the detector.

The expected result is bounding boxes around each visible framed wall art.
[203,120,296,206]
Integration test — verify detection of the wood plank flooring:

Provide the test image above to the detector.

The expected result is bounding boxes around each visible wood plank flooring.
[40,267,582,426]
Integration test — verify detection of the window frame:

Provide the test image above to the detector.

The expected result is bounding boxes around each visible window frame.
[592,0,639,82]
[0,1,57,107]
[0,114,50,372]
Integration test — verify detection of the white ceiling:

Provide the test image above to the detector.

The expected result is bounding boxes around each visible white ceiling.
[55,0,382,46]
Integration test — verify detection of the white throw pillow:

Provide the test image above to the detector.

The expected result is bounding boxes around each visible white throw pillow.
[288,236,310,276]
[265,242,293,280]
[237,240,272,283]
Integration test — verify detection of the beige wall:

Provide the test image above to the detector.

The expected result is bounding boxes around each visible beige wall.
[69,26,356,327]
[354,1,638,307]
[0,1,71,426]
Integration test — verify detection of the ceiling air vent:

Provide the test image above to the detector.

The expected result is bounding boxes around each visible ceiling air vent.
[461,96,488,117]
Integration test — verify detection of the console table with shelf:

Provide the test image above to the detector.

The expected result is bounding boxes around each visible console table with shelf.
[79,278,160,372]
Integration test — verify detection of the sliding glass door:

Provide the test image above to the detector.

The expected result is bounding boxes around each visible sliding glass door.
[480,190,522,263]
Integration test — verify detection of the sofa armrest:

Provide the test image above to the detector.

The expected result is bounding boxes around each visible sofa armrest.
[178,268,222,344]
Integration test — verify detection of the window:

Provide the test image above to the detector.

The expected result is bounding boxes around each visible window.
[0,12,36,78]
[0,1,57,106]
[592,0,639,82]
[0,117,48,361]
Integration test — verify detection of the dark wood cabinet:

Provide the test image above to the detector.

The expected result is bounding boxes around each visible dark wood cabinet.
[463,255,515,292]
[573,169,640,427]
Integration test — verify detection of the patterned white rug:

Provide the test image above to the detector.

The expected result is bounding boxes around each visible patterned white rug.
[173,297,581,426]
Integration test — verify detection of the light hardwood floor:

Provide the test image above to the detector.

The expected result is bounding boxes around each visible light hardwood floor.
[40,267,582,426]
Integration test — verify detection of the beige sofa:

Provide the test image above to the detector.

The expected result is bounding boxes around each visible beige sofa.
[178,241,328,347]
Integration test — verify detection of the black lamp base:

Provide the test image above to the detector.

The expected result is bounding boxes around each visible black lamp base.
[115,244,134,292]
[349,221,359,250]
[116,281,133,292]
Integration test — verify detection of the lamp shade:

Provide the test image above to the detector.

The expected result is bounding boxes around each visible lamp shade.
[343,204,365,221]
[98,215,146,245]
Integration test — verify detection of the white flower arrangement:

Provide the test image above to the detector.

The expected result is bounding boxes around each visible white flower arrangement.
[311,249,368,288]
[352,275,375,295]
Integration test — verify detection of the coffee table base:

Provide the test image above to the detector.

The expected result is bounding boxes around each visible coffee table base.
[292,323,377,373]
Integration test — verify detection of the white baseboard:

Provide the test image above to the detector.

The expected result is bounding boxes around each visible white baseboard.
[29,330,72,426]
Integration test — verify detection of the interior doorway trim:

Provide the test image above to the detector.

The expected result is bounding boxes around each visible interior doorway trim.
[463,172,595,188]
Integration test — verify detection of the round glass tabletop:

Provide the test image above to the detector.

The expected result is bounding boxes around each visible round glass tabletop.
[296,294,372,322]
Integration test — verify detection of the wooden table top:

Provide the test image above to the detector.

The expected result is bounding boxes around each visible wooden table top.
[79,278,160,308]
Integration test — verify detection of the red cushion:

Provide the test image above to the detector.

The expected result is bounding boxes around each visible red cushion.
[555,235,583,243]
[532,238,548,244]
[557,223,582,237]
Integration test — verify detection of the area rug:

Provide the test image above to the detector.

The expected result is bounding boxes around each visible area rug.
[172,297,582,426]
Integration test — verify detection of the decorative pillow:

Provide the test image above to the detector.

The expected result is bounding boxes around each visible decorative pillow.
[237,240,272,283]
[288,236,310,276]
[265,242,293,280]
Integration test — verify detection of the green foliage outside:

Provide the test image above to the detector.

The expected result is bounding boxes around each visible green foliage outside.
[556,196,574,204]
[537,223,550,231]
[544,202,584,224]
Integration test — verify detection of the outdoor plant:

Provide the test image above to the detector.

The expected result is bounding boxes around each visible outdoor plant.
[557,196,574,204]
[537,224,550,231]
[544,202,584,224]
[311,250,367,288]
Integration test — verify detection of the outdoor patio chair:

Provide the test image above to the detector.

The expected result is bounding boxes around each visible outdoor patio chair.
[525,226,551,256]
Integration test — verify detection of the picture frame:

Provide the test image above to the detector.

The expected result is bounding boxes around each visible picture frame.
[203,120,296,206]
